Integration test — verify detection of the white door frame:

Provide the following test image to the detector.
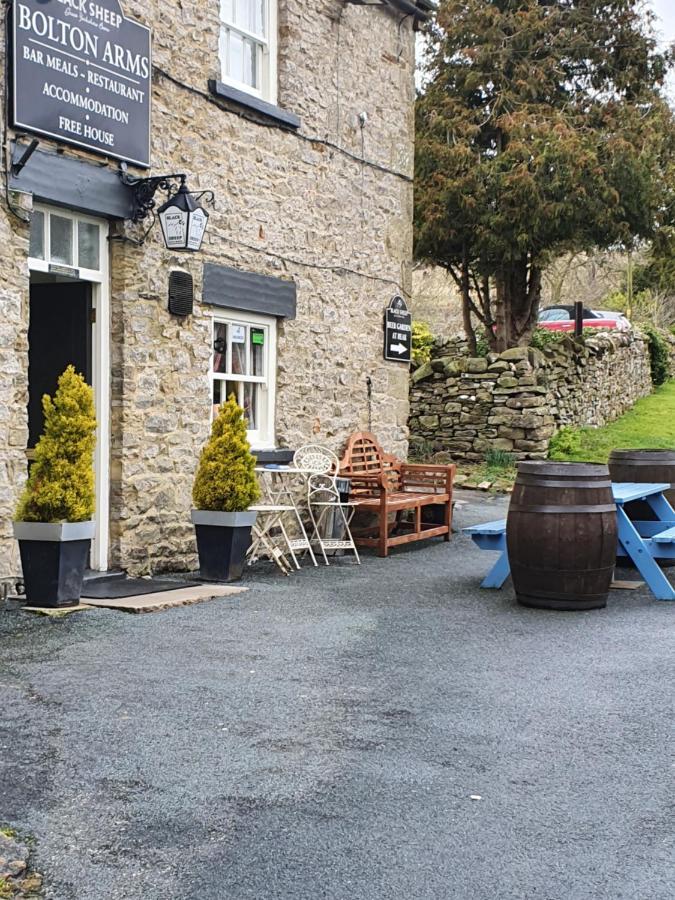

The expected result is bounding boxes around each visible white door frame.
[27,206,110,571]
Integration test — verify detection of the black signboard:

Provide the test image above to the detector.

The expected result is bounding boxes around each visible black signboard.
[12,0,151,167]
[384,295,412,363]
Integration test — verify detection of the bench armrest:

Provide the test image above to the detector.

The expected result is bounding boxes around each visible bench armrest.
[344,472,389,496]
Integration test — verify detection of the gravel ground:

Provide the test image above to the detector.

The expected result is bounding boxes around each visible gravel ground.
[1,491,673,900]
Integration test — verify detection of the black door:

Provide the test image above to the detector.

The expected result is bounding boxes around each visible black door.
[28,281,92,449]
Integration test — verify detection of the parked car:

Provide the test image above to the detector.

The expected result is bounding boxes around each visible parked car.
[592,309,632,330]
[538,305,631,332]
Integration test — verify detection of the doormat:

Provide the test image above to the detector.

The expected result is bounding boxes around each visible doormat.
[82,577,200,599]
[82,584,246,614]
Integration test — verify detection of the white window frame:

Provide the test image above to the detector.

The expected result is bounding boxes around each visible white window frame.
[28,206,106,281]
[218,0,278,105]
[210,309,277,450]
[27,205,111,573]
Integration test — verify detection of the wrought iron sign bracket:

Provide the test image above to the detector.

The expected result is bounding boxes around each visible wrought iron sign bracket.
[119,165,187,223]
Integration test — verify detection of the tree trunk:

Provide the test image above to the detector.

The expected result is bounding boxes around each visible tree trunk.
[460,251,477,355]
[493,258,542,349]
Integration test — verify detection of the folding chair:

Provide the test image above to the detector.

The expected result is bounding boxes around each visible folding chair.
[248,504,298,575]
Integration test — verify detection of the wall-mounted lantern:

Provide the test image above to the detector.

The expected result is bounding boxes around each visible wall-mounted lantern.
[120,165,214,251]
[158,180,209,252]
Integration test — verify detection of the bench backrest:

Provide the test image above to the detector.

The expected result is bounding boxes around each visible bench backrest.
[339,432,401,493]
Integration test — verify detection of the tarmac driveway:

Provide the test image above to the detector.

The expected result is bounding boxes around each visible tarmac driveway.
[1,492,673,899]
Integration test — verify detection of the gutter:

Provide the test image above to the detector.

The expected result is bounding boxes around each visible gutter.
[385,0,434,19]
[344,1,435,22]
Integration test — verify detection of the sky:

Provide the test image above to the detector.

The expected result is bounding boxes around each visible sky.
[649,0,675,98]
[649,0,675,46]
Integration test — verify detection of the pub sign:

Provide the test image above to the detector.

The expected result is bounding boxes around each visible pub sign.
[12,0,152,167]
[384,295,412,363]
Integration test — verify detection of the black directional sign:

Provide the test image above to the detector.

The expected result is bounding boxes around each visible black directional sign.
[12,0,152,167]
[384,295,412,363]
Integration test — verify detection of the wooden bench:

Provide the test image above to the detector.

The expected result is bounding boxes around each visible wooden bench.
[339,432,455,557]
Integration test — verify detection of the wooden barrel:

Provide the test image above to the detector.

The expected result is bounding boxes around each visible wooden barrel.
[506,462,617,610]
[608,449,675,566]
[608,449,675,516]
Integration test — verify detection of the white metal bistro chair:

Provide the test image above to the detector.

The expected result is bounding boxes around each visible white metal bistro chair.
[306,472,360,566]
[293,444,339,476]
[293,444,351,564]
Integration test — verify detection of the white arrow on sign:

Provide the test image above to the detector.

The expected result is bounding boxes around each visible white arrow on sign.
[390,342,408,355]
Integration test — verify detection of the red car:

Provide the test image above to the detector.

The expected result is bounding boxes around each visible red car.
[538,306,630,332]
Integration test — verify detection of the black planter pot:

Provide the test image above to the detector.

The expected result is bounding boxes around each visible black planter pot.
[13,521,95,608]
[191,510,257,582]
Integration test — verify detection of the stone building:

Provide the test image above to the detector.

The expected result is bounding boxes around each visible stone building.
[0,0,432,577]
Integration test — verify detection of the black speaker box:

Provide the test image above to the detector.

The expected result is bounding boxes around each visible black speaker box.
[168,270,194,317]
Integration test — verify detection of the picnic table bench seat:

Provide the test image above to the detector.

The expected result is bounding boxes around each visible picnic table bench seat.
[652,525,675,544]
[464,519,507,536]
[463,517,675,547]
[339,432,456,557]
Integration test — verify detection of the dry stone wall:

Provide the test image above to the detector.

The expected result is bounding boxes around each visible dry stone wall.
[409,332,652,462]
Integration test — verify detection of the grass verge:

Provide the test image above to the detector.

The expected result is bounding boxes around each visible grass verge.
[549,381,675,463]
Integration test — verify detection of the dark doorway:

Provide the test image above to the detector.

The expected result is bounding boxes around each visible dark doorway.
[28,280,92,449]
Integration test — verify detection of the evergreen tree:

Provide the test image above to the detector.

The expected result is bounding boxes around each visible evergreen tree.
[633,229,675,299]
[193,396,260,512]
[16,366,96,523]
[415,0,675,350]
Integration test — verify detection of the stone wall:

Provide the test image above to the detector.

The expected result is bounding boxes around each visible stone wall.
[0,198,31,583]
[409,332,653,462]
[665,331,675,379]
[0,1,418,578]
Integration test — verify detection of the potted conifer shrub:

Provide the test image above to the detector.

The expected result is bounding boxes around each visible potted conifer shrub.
[191,396,261,582]
[13,366,97,608]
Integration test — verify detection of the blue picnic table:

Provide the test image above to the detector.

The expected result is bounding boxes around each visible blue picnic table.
[464,482,675,601]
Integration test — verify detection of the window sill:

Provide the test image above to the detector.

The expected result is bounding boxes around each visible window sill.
[208,80,301,131]
[253,448,294,465]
